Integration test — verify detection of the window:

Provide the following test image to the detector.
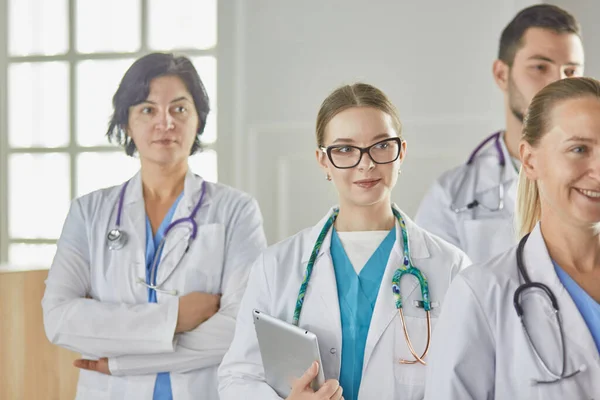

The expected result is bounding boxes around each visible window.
[0,0,218,267]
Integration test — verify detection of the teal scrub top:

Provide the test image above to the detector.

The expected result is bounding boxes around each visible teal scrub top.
[330,227,396,400]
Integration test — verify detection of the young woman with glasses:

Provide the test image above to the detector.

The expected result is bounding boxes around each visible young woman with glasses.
[218,83,472,400]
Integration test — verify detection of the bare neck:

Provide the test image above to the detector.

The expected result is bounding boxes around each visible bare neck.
[503,112,522,159]
[140,161,187,203]
[540,209,600,273]
[335,200,395,232]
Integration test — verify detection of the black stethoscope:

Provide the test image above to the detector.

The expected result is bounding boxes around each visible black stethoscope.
[514,233,586,384]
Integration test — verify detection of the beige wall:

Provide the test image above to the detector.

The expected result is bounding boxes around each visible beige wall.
[0,270,79,400]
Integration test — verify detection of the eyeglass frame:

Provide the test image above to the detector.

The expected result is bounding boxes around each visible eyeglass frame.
[319,137,403,169]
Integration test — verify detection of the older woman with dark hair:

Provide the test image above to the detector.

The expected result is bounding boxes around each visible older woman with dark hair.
[42,52,267,400]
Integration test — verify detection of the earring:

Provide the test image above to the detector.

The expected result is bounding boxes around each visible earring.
[398,169,402,175]
[325,174,331,181]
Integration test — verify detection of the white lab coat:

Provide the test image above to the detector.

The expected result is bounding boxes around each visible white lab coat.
[42,170,267,400]
[218,206,472,400]
[415,132,518,264]
[424,223,600,400]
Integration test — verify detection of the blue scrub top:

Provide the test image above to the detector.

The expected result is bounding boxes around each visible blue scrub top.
[330,227,395,400]
[553,260,600,354]
[145,193,183,400]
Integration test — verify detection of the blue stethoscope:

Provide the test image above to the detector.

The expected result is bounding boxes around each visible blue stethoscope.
[106,178,207,295]
[451,131,507,213]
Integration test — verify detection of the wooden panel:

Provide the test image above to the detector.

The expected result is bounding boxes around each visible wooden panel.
[0,270,79,400]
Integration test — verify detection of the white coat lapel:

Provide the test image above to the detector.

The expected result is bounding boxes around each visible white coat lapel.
[155,171,210,284]
[305,253,341,323]
[523,225,599,373]
[298,210,342,379]
[362,209,431,370]
[303,252,343,380]
[122,172,147,265]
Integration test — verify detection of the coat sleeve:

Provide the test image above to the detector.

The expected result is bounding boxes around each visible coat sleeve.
[42,198,179,358]
[108,196,268,374]
[217,252,283,400]
[424,272,496,400]
[415,177,462,249]
[108,346,224,375]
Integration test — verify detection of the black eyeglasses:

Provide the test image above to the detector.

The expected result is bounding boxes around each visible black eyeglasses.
[320,137,402,169]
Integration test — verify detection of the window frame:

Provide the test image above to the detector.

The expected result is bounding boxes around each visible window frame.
[0,0,218,264]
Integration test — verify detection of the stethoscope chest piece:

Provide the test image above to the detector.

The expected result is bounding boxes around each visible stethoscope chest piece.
[107,229,128,250]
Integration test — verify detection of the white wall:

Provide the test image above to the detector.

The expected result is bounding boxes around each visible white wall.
[544,0,600,78]
[218,0,541,244]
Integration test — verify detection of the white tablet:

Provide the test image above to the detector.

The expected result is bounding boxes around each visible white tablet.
[252,309,326,397]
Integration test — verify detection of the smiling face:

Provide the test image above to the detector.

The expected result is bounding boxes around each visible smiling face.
[521,96,600,228]
[127,75,199,167]
[316,106,406,210]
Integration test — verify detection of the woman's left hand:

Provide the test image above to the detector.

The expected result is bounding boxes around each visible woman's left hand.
[73,358,111,375]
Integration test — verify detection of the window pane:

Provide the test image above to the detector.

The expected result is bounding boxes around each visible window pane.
[148,0,217,50]
[8,62,70,148]
[8,0,68,56]
[77,152,140,197]
[9,153,70,239]
[76,59,135,147]
[9,244,57,269]
[76,0,140,53]
[189,149,217,182]
[201,113,217,145]
[192,57,217,144]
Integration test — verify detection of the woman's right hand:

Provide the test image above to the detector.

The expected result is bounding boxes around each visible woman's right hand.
[175,292,221,333]
[286,362,344,400]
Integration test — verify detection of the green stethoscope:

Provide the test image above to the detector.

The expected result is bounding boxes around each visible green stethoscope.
[292,207,433,365]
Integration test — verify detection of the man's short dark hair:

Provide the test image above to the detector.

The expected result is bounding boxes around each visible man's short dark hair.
[498,4,581,66]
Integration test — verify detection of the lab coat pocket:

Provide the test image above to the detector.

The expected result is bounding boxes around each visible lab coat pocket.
[393,314,437,392]
[462,218,515,263]
[182,223,225,293]
[75,371,110,400]
[94,249,140,302]
[532,378,595,400]
[75,388,108,400]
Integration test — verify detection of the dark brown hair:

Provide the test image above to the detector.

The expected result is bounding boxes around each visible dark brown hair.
[106,53,210,156]
[498,4,580,67]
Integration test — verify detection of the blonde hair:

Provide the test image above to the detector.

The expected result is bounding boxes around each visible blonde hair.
[315,83,402,147]
[516,77,600,238]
